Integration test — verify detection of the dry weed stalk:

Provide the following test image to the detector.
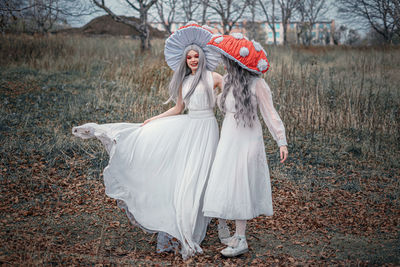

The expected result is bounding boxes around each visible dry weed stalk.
[0,35,399,163]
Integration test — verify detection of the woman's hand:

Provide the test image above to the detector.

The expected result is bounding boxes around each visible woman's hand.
[141,86,184,127]
[280,146,288,163]
[142,117,155,126]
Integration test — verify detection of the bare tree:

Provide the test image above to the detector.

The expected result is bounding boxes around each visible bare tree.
[346,28,361,45]
[243,0,266,42]
[277,0,299,45]
[28,0,61,33]
[200,0,209,24]
[181,0,201,22]
[332,24,345,45]
[206,0,247,34]
[297,0,328,45]
[92,0,156,50]
[388,0,400,35]
[1,0,93,34]
[336,0,398,43]
[246,0,258,40]
[155,0,177,34]
[258,0,278,45]
[58,0,97,26]
[1,0,27,33]
[295,4,307,44]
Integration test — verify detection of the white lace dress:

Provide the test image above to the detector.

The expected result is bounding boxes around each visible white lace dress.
[72,71,218,259]
[203,78,287,220]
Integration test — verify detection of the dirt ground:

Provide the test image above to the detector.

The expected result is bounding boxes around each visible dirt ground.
[1,67,399,266]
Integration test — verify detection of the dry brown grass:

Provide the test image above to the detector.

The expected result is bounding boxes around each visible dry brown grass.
[1,34,399,165]
[0,34,399,265]
[2,36,398,159]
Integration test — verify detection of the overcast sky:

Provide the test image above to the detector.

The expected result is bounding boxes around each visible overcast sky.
[69,0,359,33]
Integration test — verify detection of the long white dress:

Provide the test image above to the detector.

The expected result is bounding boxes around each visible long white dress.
[72,71,218,259]
[203,78,287,220]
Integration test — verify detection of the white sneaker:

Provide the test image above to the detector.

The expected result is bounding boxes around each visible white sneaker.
[218,224,231,245]
[220,235,248,257]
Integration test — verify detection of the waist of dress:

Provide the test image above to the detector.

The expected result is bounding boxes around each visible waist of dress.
[188,109,214,119]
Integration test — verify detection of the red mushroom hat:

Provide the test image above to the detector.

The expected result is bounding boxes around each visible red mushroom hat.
[207,33,270,74]
[164,21,220,71]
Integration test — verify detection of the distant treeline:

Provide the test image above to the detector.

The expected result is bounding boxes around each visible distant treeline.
[1,0,399,48]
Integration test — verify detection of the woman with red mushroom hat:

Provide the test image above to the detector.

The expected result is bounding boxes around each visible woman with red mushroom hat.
[72,22,223,259]
[203,33,289,257]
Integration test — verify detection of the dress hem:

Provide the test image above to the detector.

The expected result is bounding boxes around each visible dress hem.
[203,210,273,220]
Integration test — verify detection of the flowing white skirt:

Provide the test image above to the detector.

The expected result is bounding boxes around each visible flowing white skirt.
[72,109,219,258]
[203,112,273,220]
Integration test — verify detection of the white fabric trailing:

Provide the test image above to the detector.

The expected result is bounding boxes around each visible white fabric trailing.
[72,71,219,259]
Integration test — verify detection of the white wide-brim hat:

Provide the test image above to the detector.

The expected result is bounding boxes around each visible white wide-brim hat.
[164,22,221,71]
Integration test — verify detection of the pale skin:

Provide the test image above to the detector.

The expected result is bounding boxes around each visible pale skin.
[142,50,223,126]
[280,146,288,163]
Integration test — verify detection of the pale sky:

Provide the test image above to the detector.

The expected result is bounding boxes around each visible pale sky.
[69,0,356,33]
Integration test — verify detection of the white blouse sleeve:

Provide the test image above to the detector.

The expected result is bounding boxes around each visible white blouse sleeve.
[255,78,288,147]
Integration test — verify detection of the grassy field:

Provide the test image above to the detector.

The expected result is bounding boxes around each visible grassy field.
[0,35,399,265]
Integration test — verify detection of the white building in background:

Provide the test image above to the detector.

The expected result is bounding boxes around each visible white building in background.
[151,20,335,45]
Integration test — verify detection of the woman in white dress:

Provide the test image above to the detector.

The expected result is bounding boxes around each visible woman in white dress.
[72,23,222,259]
[203,34,289,257]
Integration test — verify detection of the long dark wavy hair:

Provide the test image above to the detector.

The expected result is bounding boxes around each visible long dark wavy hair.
[220,55,260,127]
